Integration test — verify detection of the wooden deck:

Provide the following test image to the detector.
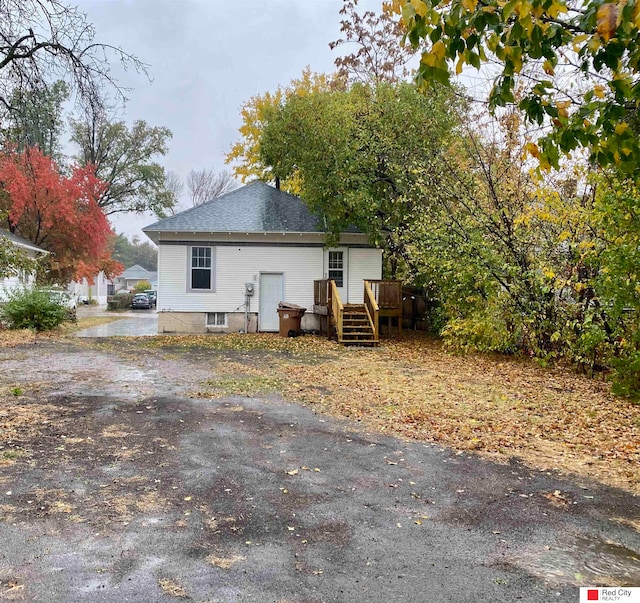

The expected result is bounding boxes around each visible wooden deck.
[314,279,402,346]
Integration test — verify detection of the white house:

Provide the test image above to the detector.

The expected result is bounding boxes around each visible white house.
[142,181,382,334]
[67,271,117,305]
[0,229,48,301]
[114,264,157,292]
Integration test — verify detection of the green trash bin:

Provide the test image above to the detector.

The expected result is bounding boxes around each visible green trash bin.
[277,302,306,337]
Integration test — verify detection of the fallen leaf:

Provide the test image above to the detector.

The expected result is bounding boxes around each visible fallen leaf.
[158,578,188,598]
[206,554,246,569]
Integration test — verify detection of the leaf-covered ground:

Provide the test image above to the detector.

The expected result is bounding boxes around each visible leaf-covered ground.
[2,328,638,494]
[131,331,640,495]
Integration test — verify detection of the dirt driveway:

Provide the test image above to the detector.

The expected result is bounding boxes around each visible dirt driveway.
[0,337,638,602]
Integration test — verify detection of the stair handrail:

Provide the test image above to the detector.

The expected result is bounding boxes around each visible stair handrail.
[364,280,379,341]
[330,279,344,342]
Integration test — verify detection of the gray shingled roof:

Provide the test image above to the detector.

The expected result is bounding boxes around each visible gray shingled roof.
[121,265,154,280]
[0,229,47,253]
[143,181,330,235]
[120,264,157,281]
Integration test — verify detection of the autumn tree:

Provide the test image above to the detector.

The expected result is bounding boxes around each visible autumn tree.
[259,81,461,275]
[409,110,572,355]
[225,68,343,186]
[330,0,417,84]
[390,0,640,176]
[568,174,640,394]
[187,169,238,206]
[70,110,175,216]
[0,147,121,283]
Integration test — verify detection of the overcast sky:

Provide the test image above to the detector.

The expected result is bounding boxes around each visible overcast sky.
[72,0,382,242]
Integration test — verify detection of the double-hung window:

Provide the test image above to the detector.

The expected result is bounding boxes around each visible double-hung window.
[328,251,344,288]
[190,246,214,291]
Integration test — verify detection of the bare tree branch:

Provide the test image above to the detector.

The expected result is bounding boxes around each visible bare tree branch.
[164,170,184,215]
[0,0,147,119]
[329,0,417,85]
[187,169,238,206]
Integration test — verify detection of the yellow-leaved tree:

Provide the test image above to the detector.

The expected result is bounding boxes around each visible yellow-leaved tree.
[225,68,344,192]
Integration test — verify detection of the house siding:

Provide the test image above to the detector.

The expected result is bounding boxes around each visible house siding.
[347,248,383,303]
[158,243,324,314]
[0,274,34,301]
[0,246,40,302]
[68,271,113,305]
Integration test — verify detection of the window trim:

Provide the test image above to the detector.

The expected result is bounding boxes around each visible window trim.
[206,312,227,327]
[187,245,216,292]
[328,250,344,288]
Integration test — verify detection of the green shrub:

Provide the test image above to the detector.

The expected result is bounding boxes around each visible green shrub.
[107,293,134,310]
[610,350,640,400]
[442,304,521,355]
[0,287,68,331]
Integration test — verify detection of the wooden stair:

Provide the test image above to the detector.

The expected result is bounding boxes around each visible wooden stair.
[316,278,402,347]
[339,304,379,346]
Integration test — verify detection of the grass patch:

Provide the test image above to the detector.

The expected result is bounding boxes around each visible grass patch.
[141,332,341,361]
[193,360,285,398]
[195,375,285,398]
[1,450,25,460]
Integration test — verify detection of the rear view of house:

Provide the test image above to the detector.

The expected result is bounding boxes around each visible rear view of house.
[142,181,382,334]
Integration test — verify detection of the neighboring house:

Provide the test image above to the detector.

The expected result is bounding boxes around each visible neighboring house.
[68,271,117,305]
[142,180,382,334]
[114,264,157,292]
[0,230,48,301]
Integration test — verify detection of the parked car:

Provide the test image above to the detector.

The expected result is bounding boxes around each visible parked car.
[131,293,152,310]
[144,290,157,307]
[42,289,77,321]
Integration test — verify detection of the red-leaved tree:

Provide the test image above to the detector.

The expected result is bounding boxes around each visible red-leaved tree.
[0,147,123,283]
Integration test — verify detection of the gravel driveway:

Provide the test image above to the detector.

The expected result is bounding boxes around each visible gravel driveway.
[0,337,638,602]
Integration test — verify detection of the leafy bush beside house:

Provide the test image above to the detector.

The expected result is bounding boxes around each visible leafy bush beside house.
[0,287,69,331]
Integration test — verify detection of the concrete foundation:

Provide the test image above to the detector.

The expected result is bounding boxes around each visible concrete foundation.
[157,311,320,334]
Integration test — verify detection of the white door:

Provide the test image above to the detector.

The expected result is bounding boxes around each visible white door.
[259,273,284,331]
[325,248,348,303]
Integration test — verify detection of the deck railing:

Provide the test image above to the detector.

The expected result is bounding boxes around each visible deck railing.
[330,280,344,342]
[366,280,403,309]
[363,280,379,341]
[314,279,330,307]
[315,278,400,342]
